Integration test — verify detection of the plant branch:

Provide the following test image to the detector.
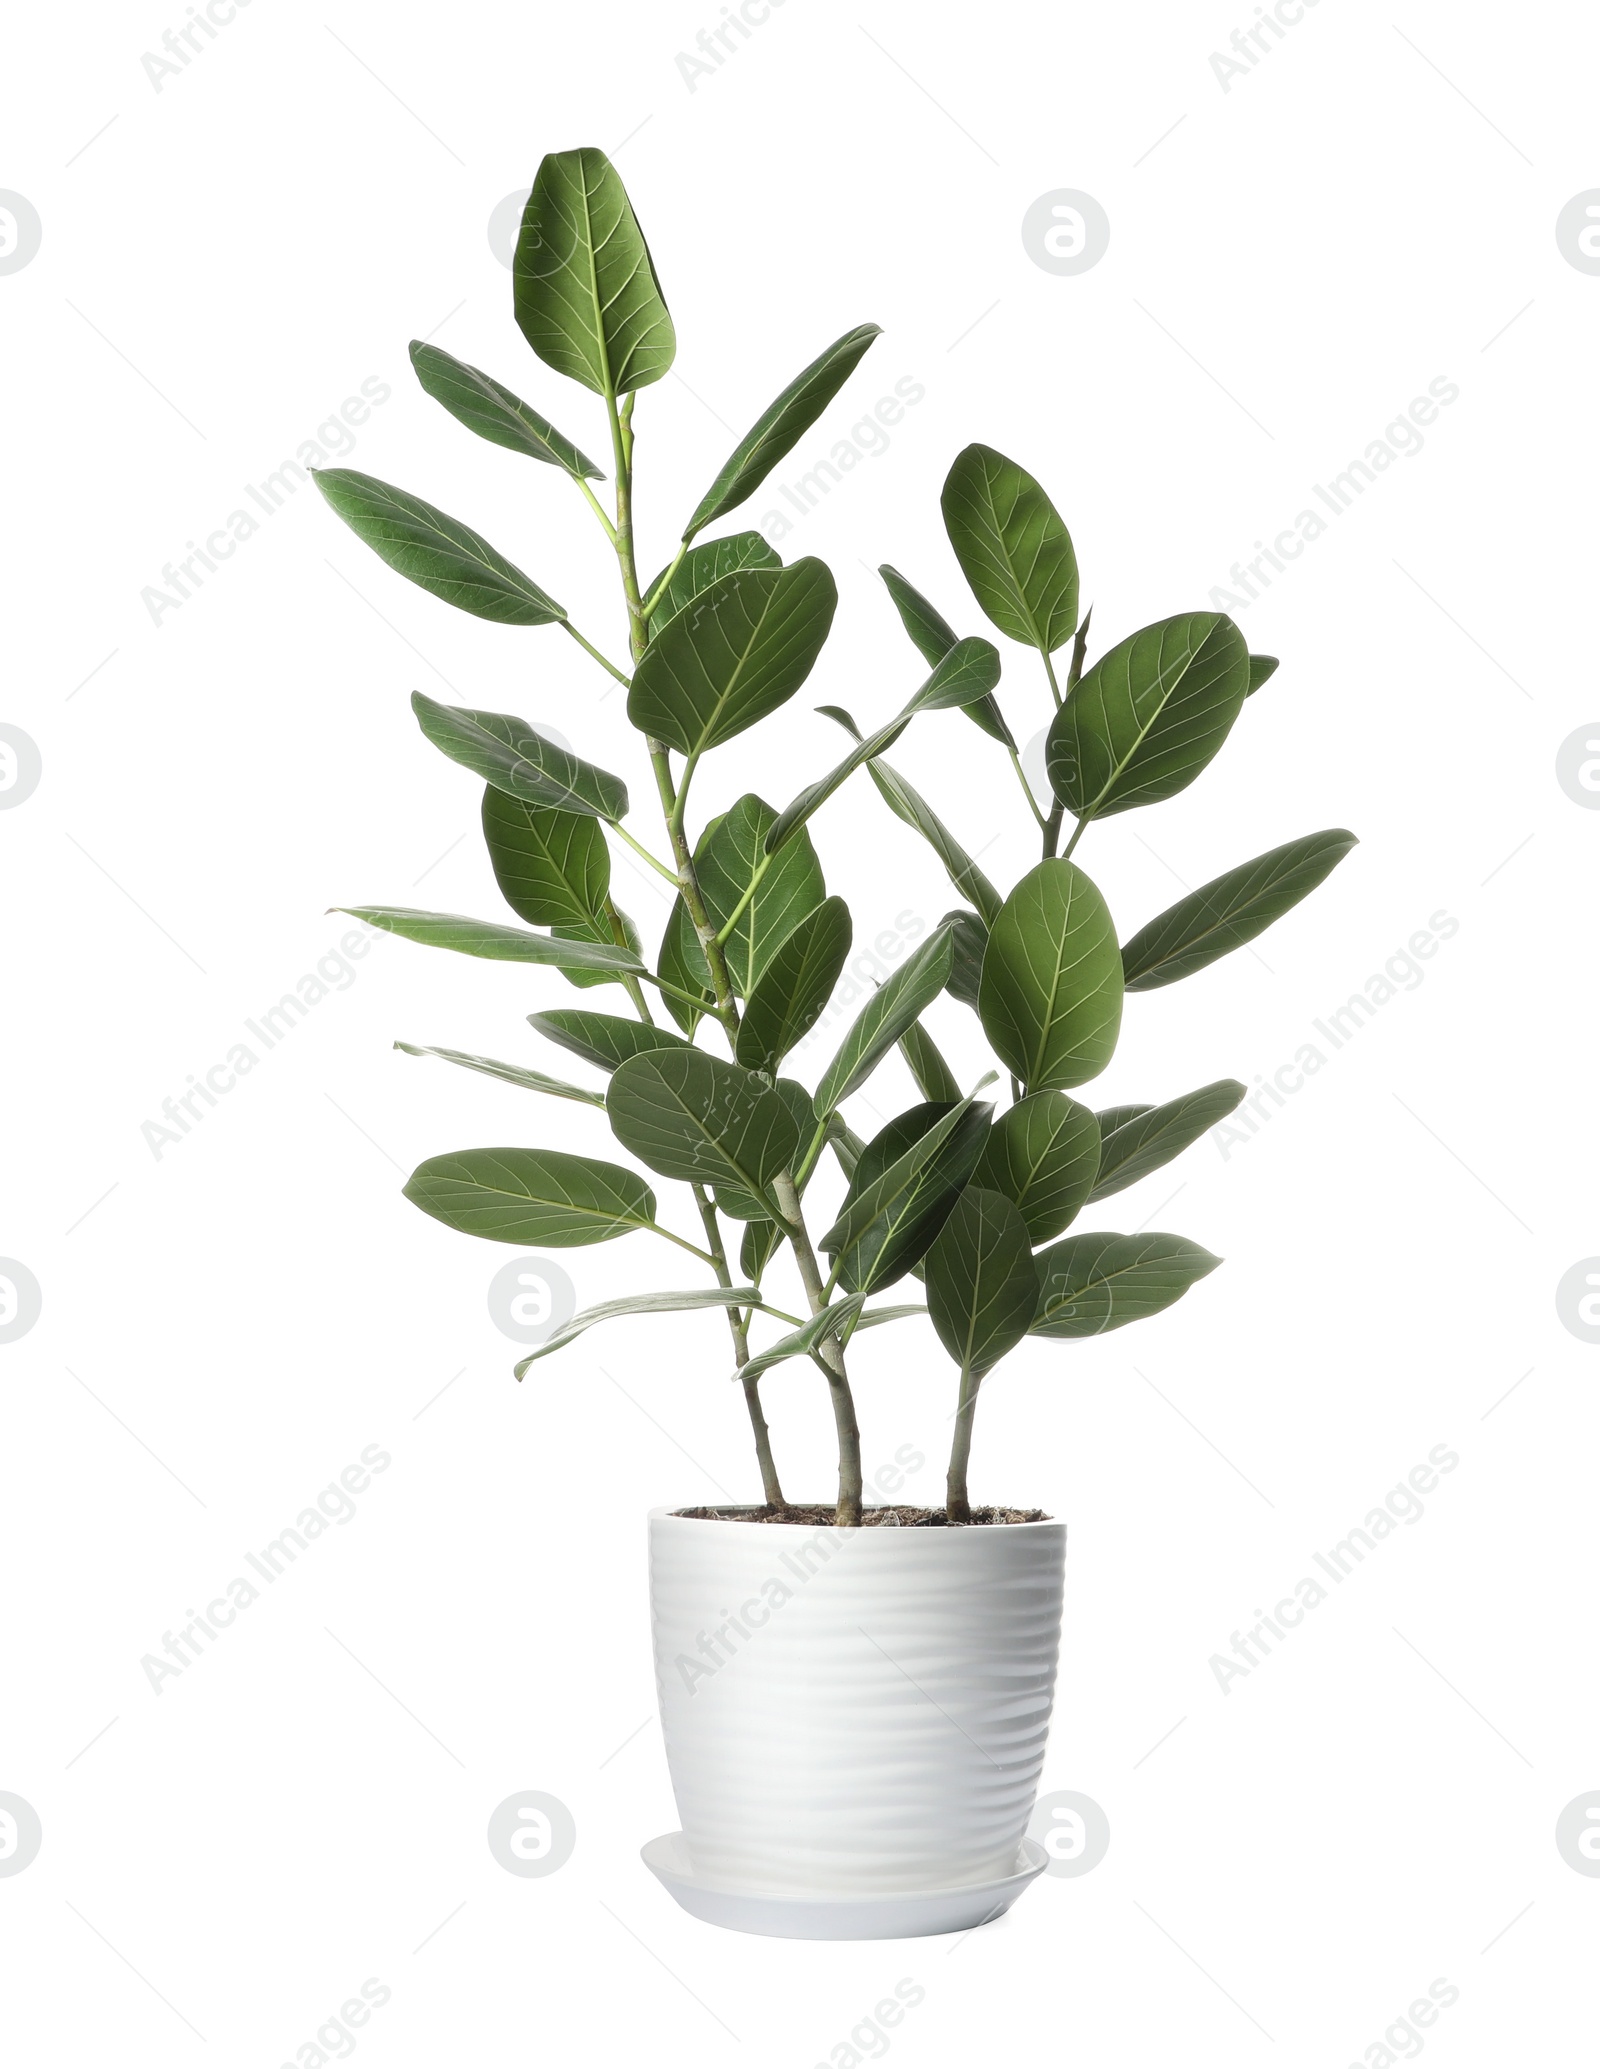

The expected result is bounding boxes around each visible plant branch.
[772,1169,863,1526]
[693,1183,787,1509]
[559,619,631,686]
[640,539,689,620]
[946,1362,980,1523]
[609,821,679,883]
[1042,609,1093,859]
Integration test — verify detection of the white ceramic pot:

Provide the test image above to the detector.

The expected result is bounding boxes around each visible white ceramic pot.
[646,1507,1066,1927]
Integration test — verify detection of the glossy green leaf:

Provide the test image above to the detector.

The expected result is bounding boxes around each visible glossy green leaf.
[645,533,780,638]
[942,908,988,1010]
[393,1041,605,1107]
[940,445,1078,655]
[315,467,565,625]
[878,563,1013,746]
[408,341,604,477]
[1088,1080,1245,1202]
[518,1286,763,1374]
[1095,1103,1154,1137]
[1031,1232,1221,1336]
[413,692,627,821]
[766,639,1002,855]
[403,1146,657,1247]
[1121,830,1359,991]
[814,923,955,1117]
[925,1186,1040,1378]
[736,896,852,1073]
[899,1022,961,1104]
[513,146,675,396]
[974,1092,1101,1243]
[823,1096,992,1294]
[865,760,1002,926]
[656,897,717,1033]
[1247,654,1279,695]
[482,787,609,928]
[684,323,881,539]
[977,861,1123,1090]
[1046,612,1250,822]
[608,1049,798,1213]
[741,1218,785,1281]
[628,560,837,755]
[335,906,642,974]
[738,1294,868,1382]
[693,796,827,997]
[528,1008,692,1074]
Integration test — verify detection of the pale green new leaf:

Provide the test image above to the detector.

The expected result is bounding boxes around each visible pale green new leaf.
[335,906,642,974]
[518,1287,762,1375]
[394,1041,605,1107]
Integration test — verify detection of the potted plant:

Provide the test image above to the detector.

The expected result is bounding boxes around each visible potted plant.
[316,147,1355,1940]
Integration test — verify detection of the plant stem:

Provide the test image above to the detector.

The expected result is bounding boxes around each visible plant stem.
[946,1363,980,1523]
[1007,744,1048,832]
[772,1169,863,1527]
[640,538,689,620]
[609,820,678,882]
[693,1183,786,1510]
[1061,816,1088,860]
[559,619,631,686]
[1041,609,1093,859]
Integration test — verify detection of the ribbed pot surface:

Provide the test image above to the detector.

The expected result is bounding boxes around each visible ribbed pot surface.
[648,1509,1066,1895]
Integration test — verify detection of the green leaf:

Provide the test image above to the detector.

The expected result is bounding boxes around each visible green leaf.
[394,1041,606,1107]
[482,787,609,928]
[528,1008,692,1073]
[862,758,1002,926]
[977,860,1123,1091]
[940,445,1078,655]
[656,898,717,1032]
[413,692,627,821]
[693,796,827,997]
[942,908,988,1011]
[404,1147,658,1247]
[1247,654,1279,695]
[684,323,882,539]
[1088,1080,1245,1202]
[736,896,852,1074]
[1031,1232,1221,1336]
[823,1096,992,1294]
[1046,612,1250,822]
[608,1049,798,1214]
[315,467,565,625]
[646,533,780,638]
[408,341,604,477]
[1121,830,1359,991]
[878,564,1012,747]
[513,146,675,396]
[1095,1104,1154,1137]
[926,1187,1040,1378]
[829,1119,867,1182]
[738,1294,868,1382]
[336,906,642,973]
[814,923,955,1117]
[628,560,837,756]
[552,908,642,991]
[766,639,1002,855]
[517,1286,762,1374]
[741,1218,784,1281]
[899,1021,961,1104]
[974,1092,1100,1244]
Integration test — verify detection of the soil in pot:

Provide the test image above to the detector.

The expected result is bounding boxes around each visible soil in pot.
[673,1504,1049,1526]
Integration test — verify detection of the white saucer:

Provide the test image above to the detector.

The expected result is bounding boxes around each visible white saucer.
[640,1832,1048,1940]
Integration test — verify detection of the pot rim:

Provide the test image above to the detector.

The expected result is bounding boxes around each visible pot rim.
[648,1504,1065,1533]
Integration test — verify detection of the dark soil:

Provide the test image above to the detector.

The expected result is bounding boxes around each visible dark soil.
[673,1504,1049,1527]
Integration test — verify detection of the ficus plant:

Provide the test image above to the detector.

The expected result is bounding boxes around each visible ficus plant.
[317,147,1355,1529]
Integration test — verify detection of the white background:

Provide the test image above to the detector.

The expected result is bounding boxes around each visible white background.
[3,0,1597,2062]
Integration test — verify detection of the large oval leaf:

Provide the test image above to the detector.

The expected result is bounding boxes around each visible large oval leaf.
[528,1008,692,1074]
[483,787,609,928]
[736,896,853,1074]
[684,324,881,539]
[1120,829,1358,991]
[315,468,565,625]
[608,1049,799,1213]
[628,560,837,755]
[404,1147,657,1246]
[1031,1232,1220,1336]
[940,445,1078,655]
[645,532,779,637]
[977,861,1123,1091]
[514,146,675,396]
[823,1098,992,1294]
[1087,1081,1245,1203]
[814,923,955,1118]
[413,692,627,821]
[974,1092,1100,1244]
[408,342,604,477]
[336,906,642,974]
[1046,612,1249,822]
[926,1186,1040,1378]
[693,795,826,998]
